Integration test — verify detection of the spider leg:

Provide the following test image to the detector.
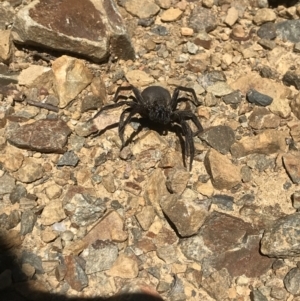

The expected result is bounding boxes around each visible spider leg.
[118,107,137,147]
[172,110,203,135]
[170,86,201,110]
[89,100,135,121]
[180,120,194,171]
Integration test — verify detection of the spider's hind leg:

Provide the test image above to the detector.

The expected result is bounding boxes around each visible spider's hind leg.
[171,86,201,110]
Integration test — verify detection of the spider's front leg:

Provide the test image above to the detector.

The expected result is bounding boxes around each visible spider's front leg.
[88,100,135,121]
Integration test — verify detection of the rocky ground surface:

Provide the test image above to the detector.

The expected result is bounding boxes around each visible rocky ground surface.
[1,0,300,300]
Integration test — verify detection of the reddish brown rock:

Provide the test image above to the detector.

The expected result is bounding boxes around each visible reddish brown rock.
[6,119,71,153]
[11,0,135,62]
[64,255,88,291]
[213,235,274,277]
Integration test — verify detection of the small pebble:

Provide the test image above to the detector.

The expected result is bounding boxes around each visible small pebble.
[246,89,273,106]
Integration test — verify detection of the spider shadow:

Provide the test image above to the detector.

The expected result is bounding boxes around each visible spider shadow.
[90,117,189,169]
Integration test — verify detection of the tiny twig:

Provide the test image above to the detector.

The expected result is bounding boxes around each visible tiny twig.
[25,99,59,113]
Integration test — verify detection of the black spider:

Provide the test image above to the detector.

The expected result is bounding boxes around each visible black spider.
[90,85,203,170]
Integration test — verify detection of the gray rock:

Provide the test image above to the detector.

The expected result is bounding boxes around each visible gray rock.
[257,39,276,50]
[200,125,235,154]
[20,210,37,235]
[283,70,300,90]
[63,194,106,227]
[222,90,242,105]
[261,213,300,257]
[21,251,44,274]
[257,22,277,40]
[84,240,118,274]
[81,95,102,113]
[246,89,273,106]
[284,267,300,295]
[57,151,79,167]
[0,173,16,195]
[151,25,169,36]
[188,6,217,33]
[247,154,275,172]
[210,195,234,211]
[276,20,300,43]
[250,289,268,301]
[169,276,186,301]
[11,0,135,62]
[6,119,71,153]
[7,210,21,230]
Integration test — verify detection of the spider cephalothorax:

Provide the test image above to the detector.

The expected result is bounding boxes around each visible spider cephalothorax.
[90,85,203,170]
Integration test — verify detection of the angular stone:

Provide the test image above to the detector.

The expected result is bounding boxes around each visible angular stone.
[261,213,300,257]
[201,268,231,301]
[64,211,127,255]
[283,152,300,184]
[201,212,254,254]
[12,0,135,62]
[200,125,235,154]
[57,151,79,167]
[0,29,13,64]
[248,107,280,130]
[0,173,15,195]
[18,65,51,87]
[290,93,300,120]
[52,56,93,108]
[160,194,208,237]
[125,70,154,87]
[14,157,43,183]
[63,194,106,227]
[253,8,276,25]
[6,119,71,153]
[135,206,156,231]
[20,210,37,235]
[166,168,190,195]
[212,235,274,278]
[188,6,217,33]
[161,8,183,22]
[2,151,24,172]
[144,169,169,218]
[231,129,287,158]
[283,70,300,90]
[106,253,139,279]
[40,199,66,226]
[124,0,160,19]
[83,241,118,274]
[276,20,300,43]
[204,149,241,190]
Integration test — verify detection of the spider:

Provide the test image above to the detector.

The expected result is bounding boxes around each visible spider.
[90,85,203,170]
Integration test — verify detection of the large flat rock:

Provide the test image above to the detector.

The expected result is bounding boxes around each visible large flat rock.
[11,0,135,62]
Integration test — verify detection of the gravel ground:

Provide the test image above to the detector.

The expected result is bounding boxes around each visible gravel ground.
[1,0,300,301]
